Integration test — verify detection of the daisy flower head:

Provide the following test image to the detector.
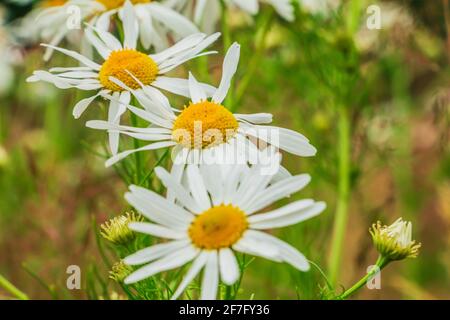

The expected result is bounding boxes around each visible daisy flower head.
[27,2,220,154]
[86,42,317,170]
[122,152,326,299]
[20,0,199,59]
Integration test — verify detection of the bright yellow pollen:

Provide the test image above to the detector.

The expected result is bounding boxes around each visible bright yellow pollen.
[96,0,151,11]
[99,49,159,92]
[172,101,238,149]
[189,205,248,250]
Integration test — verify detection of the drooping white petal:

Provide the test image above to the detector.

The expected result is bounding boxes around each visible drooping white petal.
[233,230,281,261]
[243,230,310,271]
[219,248,240,285]
[171,251,209,300]
[200,251,219,300]
[72,91,104,119]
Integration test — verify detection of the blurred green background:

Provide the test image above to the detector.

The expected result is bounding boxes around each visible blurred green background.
[0,0,449,299]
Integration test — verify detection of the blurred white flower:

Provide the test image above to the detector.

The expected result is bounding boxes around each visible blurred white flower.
[27,2,219,154]
[17,0,199,60]
[122,156,325,299]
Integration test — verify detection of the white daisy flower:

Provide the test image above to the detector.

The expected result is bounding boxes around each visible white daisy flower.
[27,2,220,154]
[19,0,199,60]
[86,42,317,169]
[122,156,326,299]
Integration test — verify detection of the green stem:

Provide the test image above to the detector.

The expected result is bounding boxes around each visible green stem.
[220,0,231,52]
[328,106,351,286]
[232,9,273,112]
[0,273,29,300]
[337,256,390,300]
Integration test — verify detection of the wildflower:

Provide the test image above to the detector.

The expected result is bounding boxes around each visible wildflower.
[370,218,421,261]
[27,1,220,154]
[19,0,198,60]
[122,152,326,299]
[109,261,133,283]
[86,42,317,175]
[100,211,144,245]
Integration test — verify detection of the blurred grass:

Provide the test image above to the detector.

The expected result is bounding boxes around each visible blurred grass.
[1,0,450,299]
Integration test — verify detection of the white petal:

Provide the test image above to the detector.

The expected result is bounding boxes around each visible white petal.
[153,76,216,98]
[124,240,191,265]
[128,222,186,239]
[245,174,311,214]
[200,251,219,300]
[219,248,239,285]
[72,92,101,119]
[148,3,198,37]
[124,246,198,284]
[233,231,281,261]
[186,165,211,211]
[154,167,203,213]
[171,251,209,300]
[232,0,259,15]
[266,0,295,21]
[122,1,138,49]
[40,44,101,70]
[105,141,177,167]
[212,42,240,104]
[188,72,207,103]
[235,113,273,124]
[244,230,310,271]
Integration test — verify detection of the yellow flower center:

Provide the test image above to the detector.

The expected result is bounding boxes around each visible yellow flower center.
[40,0,67,7]
[96,0,151,11]
[172,101,238,149]
[189,205,248,250]
[99,49,159,92]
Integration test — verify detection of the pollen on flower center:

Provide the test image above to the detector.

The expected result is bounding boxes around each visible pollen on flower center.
[99,49,159,92]
[189,204,248,250]
[172,101,238,149]
[96,0,151,10]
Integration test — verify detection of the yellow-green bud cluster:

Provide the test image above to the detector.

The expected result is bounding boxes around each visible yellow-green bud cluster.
[370,218,421,261]
[100,211,144,245]
[109,261,133,283]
